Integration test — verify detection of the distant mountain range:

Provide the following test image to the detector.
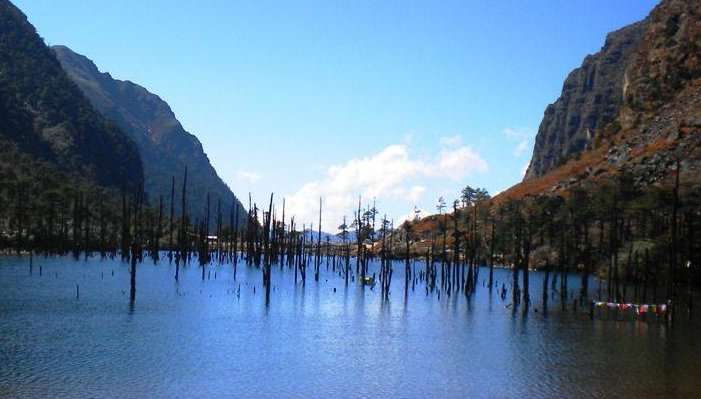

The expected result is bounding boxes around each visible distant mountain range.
[52,45,247,225]
[302,229,357,244]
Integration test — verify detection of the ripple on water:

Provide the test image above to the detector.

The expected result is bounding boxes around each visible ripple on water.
[1,255,700,398]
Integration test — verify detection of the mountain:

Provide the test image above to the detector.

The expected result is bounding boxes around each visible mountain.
[407,0,700,244]
[524,22,646,180]
[302,230,357,244]
[515,0,700,197]
[52,45,247,225]
[0,0,143,192]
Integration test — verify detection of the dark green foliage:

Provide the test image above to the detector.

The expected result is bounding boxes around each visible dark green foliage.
[0,149,121,252]
[0,0,143,192]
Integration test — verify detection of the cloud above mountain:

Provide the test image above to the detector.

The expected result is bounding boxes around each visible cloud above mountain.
[503,127,534,157]
[284,138,487,229]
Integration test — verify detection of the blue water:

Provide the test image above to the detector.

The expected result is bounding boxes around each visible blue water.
[1,255,699,398]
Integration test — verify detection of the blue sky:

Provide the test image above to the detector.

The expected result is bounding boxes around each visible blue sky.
[17,0,658,228]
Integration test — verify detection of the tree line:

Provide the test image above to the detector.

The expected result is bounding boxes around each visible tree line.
[393,165,699,314]
[2,161,698,313]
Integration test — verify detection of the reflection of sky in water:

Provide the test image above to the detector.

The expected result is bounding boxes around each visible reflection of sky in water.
[0,255,699,398]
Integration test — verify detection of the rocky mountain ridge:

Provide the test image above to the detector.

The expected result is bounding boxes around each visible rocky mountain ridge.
[517,0,700,198]
[524,22,646,180]
[52,46,247,223]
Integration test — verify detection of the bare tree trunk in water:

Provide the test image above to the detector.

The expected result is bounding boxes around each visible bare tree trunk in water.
[176,167,188,281]
[316,197,322,282]
[488,217,495,290]
[169,176,175,260]
[522,225,531,313]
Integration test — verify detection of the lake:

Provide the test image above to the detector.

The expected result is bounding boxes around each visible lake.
[1,254,699,398]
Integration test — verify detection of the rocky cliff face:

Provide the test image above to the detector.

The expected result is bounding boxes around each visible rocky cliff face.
[613,0,701,187]
[510,0,701,198]
[524,0,701,189]
[621,0,701,128]
[52,46,247,223]
[524,22,646,180]
[0,0,143,191]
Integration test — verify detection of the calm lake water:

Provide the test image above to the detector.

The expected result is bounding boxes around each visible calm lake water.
[1,254,699,398]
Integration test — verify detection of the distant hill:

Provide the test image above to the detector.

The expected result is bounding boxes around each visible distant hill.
[0,0,143,192]
[52,45,247,225]
[302,229,357,244]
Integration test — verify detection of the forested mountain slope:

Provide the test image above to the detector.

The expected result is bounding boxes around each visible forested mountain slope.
[53,45,247,224]
[0,0,143,192]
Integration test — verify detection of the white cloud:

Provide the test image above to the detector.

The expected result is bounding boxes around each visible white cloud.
[407,185,426,202]
[503,127,534,157]
[514,140,530,156]
[503,127,529,140]
[284,141,488,230]
[400,132,415,145]
[436,146,488,179]
[435,134,488,179]
[236,170,261,184]
[439,135,462,147]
